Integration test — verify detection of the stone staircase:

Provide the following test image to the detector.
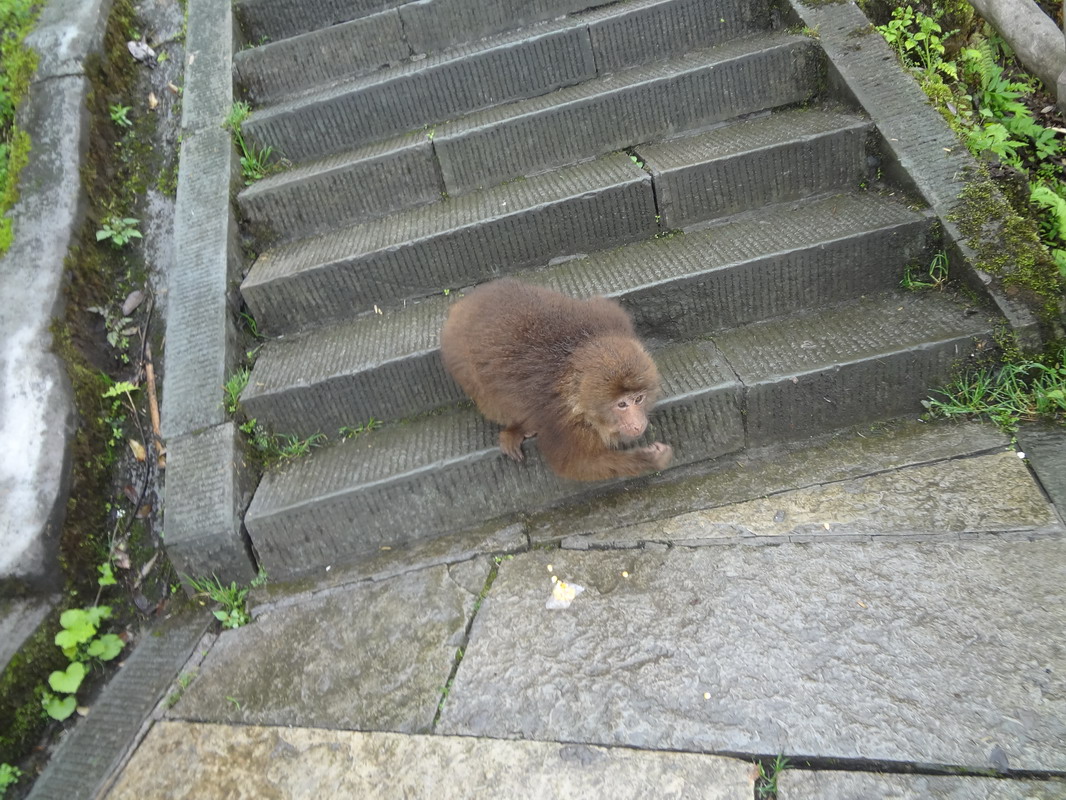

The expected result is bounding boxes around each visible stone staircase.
[228,0,996,578]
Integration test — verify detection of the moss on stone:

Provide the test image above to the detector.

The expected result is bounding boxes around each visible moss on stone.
[949,169,1065,326]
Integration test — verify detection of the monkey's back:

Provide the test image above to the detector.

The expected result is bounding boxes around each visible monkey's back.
[440,279,636,426]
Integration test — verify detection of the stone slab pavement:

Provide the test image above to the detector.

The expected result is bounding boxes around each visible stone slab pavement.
[35,419,1061,800]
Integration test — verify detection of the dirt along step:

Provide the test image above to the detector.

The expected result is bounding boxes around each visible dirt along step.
[240,190,935,439]
[242,291,994,579]
[233,0,772,106]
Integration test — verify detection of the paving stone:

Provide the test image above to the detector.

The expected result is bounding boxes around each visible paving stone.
[439,541,1066,772]
[1017,423,1066,514]
[106,722,755,799]
[533,419,1012,543]
[778,771,1066,799]
[566,451,1058,548]
[170,560,491,732]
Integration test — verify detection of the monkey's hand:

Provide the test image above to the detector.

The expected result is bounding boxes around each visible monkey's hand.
[499,426,526,461]
[640,442,673,471]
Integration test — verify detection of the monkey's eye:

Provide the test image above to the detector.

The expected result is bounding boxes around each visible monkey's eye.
[617,400,628,409]
[634,395,645,405]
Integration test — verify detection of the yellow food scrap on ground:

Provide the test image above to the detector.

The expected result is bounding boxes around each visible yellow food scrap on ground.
[546,579,585,610]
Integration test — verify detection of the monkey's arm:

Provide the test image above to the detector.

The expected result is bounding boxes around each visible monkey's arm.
[538,427,673,481]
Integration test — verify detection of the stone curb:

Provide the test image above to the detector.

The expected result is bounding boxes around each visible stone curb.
[0,0,111,591]
[161,0,259,582]
[788,0,1047,348]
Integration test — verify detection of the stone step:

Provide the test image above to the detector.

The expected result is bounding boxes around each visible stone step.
[243,291,994,579]
[238,103,867,247]
[235,0,771,106]
[242,30,821,169]
[432,32,823,195]
[240,153,658,335]
[634,108,873,229]
[235,0,602,50]
[241,191,934,438]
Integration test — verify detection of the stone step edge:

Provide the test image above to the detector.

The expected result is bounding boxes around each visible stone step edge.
[240,190,930,410]
[249,292,986,498]
[236,105,871,248]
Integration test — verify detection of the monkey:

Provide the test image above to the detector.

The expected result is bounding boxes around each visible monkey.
[440,278,673,481]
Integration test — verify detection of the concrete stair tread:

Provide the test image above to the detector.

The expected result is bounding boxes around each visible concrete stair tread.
[237,0,769,105]
[243,28,818,168]
[240,152,657,333]
[241,190,929,424]
[635,107,871,168]
[243,290,993,575]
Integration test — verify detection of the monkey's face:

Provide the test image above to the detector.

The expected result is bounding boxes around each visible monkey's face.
[610,392,650,441]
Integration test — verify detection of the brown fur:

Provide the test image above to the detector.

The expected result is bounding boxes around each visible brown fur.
[440,278,673,481]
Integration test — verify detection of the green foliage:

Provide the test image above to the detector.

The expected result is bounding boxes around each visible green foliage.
[878,6,956,88]
[902,251,949,290]
[338,417,381,439]
[756,754,791,798]
[223,101,277,184]
[88,305,136,357]
[186,570,267,630]
[95,215,143,247]
[41,605,126,721]
[924,348,1066,430]
[0,762,22,796]
[1029,182,1066,279]
[0,0,39,255]
[223,367,250,414]
[239,417,328,466]
[109,103,132,127]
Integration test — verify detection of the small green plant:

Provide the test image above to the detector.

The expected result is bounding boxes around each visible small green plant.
[0,763,21,797]
[88,306,136,357]
[109,103,132,127]
[878,6,956,86]
[338,417,380,439]
[756,754,790,798]
[924,349,1066,430]
[240,418,326,465]
[223,101,276,184]
[41,605,125,721]
[901,251,949,290]
[95,215,142,248]
[186,569,267,630]
[1029,182,1066,278]
[100,380,138,450]
[223,367,250,414]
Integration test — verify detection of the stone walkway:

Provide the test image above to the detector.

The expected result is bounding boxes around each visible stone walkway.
[26,419,1066,799]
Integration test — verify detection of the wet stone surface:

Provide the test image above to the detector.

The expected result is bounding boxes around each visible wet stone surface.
[778,771,1066,799]
[106,722,756,799]
[170,559,491,732]
[565,450,1058,548]
[438,542,1066,772]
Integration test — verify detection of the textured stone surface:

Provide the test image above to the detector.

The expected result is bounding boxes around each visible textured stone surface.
[439,542,1066,771]
[160,124,240,439]
[569,451,1056,548]
[779,771,1066,799]
[107,723,755,799]
[0,74,85,586]
[0,596,56,672]
[27,613,212,800]
[1017,423,1066,513]
[171,561,491,731]
[181,0,233,133]
[232,0,402,41]
[243,23,596,162]
[399,0,589,55]
[23,0,110,78]
[536,419,1014,543]
[164,424,259,585]
[434,33,822,194]
[240,153,657,334]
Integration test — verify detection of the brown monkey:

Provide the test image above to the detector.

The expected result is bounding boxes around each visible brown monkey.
[440,278,673,481]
